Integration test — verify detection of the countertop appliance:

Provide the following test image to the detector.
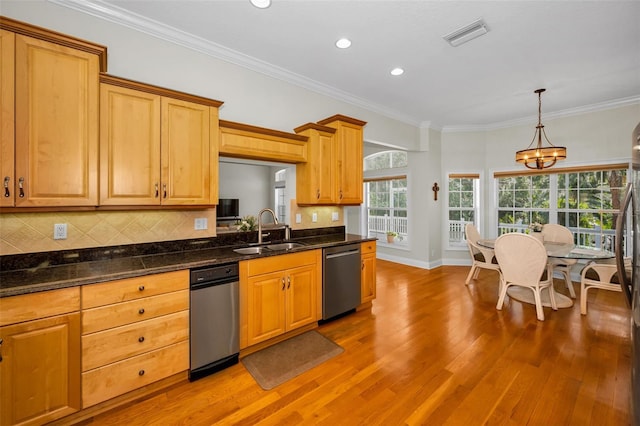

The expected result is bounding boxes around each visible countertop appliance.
[617,121,639,425]
[322,243,361,320]
[189,262,239,381]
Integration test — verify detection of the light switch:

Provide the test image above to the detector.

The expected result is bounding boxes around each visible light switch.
[312,213,318,223]
[295,213,302,224]
[332,212,339,221]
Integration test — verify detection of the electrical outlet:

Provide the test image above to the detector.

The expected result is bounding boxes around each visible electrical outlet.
[54,223,67,240]
[194,218,208,230]
[312,212,318,223]
[332,212,339,221]
[295,213,302,224]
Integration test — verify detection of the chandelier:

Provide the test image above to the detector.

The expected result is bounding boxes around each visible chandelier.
[515,88,567,170]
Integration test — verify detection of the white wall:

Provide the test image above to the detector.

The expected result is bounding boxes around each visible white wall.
[218,162,271,220]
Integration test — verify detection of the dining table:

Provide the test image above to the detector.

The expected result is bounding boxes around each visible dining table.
[477,238,615,309]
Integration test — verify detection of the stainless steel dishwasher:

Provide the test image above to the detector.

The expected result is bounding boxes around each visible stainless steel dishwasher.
[322,243,361,320]
[189,262,239,381]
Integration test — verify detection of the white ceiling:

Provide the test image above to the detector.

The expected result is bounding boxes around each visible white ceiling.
[55,0,640,129]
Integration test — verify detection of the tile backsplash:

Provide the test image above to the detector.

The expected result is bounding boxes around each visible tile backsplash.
[0,203,346,255]
[0,209,217,255]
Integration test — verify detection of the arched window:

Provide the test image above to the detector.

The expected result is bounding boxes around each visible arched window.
[363,151,408,246]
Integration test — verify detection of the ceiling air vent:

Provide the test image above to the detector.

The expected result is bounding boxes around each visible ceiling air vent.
[443,19,489,47]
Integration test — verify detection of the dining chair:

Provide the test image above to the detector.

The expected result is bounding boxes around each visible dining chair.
[464,223,500,285]
[495,233,557,321]
[580,258,630,314]
[541,224,578,298]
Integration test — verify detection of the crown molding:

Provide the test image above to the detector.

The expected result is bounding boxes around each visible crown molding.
[442,95,640,133]
[49,0,421,127]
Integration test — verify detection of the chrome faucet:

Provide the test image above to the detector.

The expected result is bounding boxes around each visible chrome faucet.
[257,208,278,244]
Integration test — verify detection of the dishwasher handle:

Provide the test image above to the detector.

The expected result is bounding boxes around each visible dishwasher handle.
[325,249,360,259]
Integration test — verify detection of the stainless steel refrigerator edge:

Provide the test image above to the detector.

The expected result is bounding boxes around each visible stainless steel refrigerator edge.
[619,122,640,425]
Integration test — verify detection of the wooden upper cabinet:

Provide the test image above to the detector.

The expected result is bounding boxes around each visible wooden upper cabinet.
[100,84,161,205]
[318,115,367,205]
[99,75,222,206]
[161,98,213,205]
[0,29,14,207]
[295,123,337,205]
[297,115,366,205]
[12,34,101,206]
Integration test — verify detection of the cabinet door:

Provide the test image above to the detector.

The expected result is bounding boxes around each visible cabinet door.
[0,30,14,207]
[14,34,99,206]
[286,264,317,331]
[246,271,286,346]
[296,127,336,205]
[100,84,161,205]
[0,313,81,426]
[335,122,363,204]
[361,252,377,303]
[161,98,212,205]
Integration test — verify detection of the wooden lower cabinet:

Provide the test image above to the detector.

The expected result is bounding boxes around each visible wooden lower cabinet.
[361,241,377,304]
[0,288,81,426]
[240,250,321,348]
[81,270,189,408]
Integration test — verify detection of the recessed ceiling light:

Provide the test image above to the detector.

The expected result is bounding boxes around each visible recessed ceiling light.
[390,68,404,76]
[250,0,271,9]
[336,38,351,49]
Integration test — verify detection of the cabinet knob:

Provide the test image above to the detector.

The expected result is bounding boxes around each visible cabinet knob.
[3,177,9,197]
[138,369,145,376]
[138,285,145,291]
[138,308,145,315]
[138,336,145,343]
[18,177,24,198]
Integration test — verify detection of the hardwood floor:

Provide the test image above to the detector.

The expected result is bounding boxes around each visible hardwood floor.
[84,260,631,425]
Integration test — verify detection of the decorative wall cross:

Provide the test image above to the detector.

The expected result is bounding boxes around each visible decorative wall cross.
[432,182,440,201]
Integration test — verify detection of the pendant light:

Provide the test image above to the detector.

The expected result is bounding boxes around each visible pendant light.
[515,89,567,170]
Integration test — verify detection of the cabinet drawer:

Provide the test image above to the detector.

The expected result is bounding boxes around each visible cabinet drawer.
[0,287,80,326]
[82,310,189,371]
[361,241,376,254]
[82,270,188,309]
[245,249,319,277]
[82,290,189,334]
[82,340,189,407]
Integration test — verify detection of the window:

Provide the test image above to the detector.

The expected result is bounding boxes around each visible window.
[447,174,480,246]
[495,164,628,251]
[274,168,287,223]
[363,151,408,246]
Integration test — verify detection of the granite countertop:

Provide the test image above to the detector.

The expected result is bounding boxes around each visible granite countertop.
[0,227,375,298]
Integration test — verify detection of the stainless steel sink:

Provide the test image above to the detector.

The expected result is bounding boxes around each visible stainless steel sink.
[265,242,305,251]
[233,247,265,255]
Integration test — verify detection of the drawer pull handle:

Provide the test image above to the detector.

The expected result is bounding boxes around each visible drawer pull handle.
[138,369,145,376]
[362,261,365,270]
[281,277,285,291]
[287,276,291,289]
[3,177,9,197]
[155,183,159,198]
[138,285,145,291]
[163,184,167,199]
[138,308,145,315]
[138,336,145,343]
